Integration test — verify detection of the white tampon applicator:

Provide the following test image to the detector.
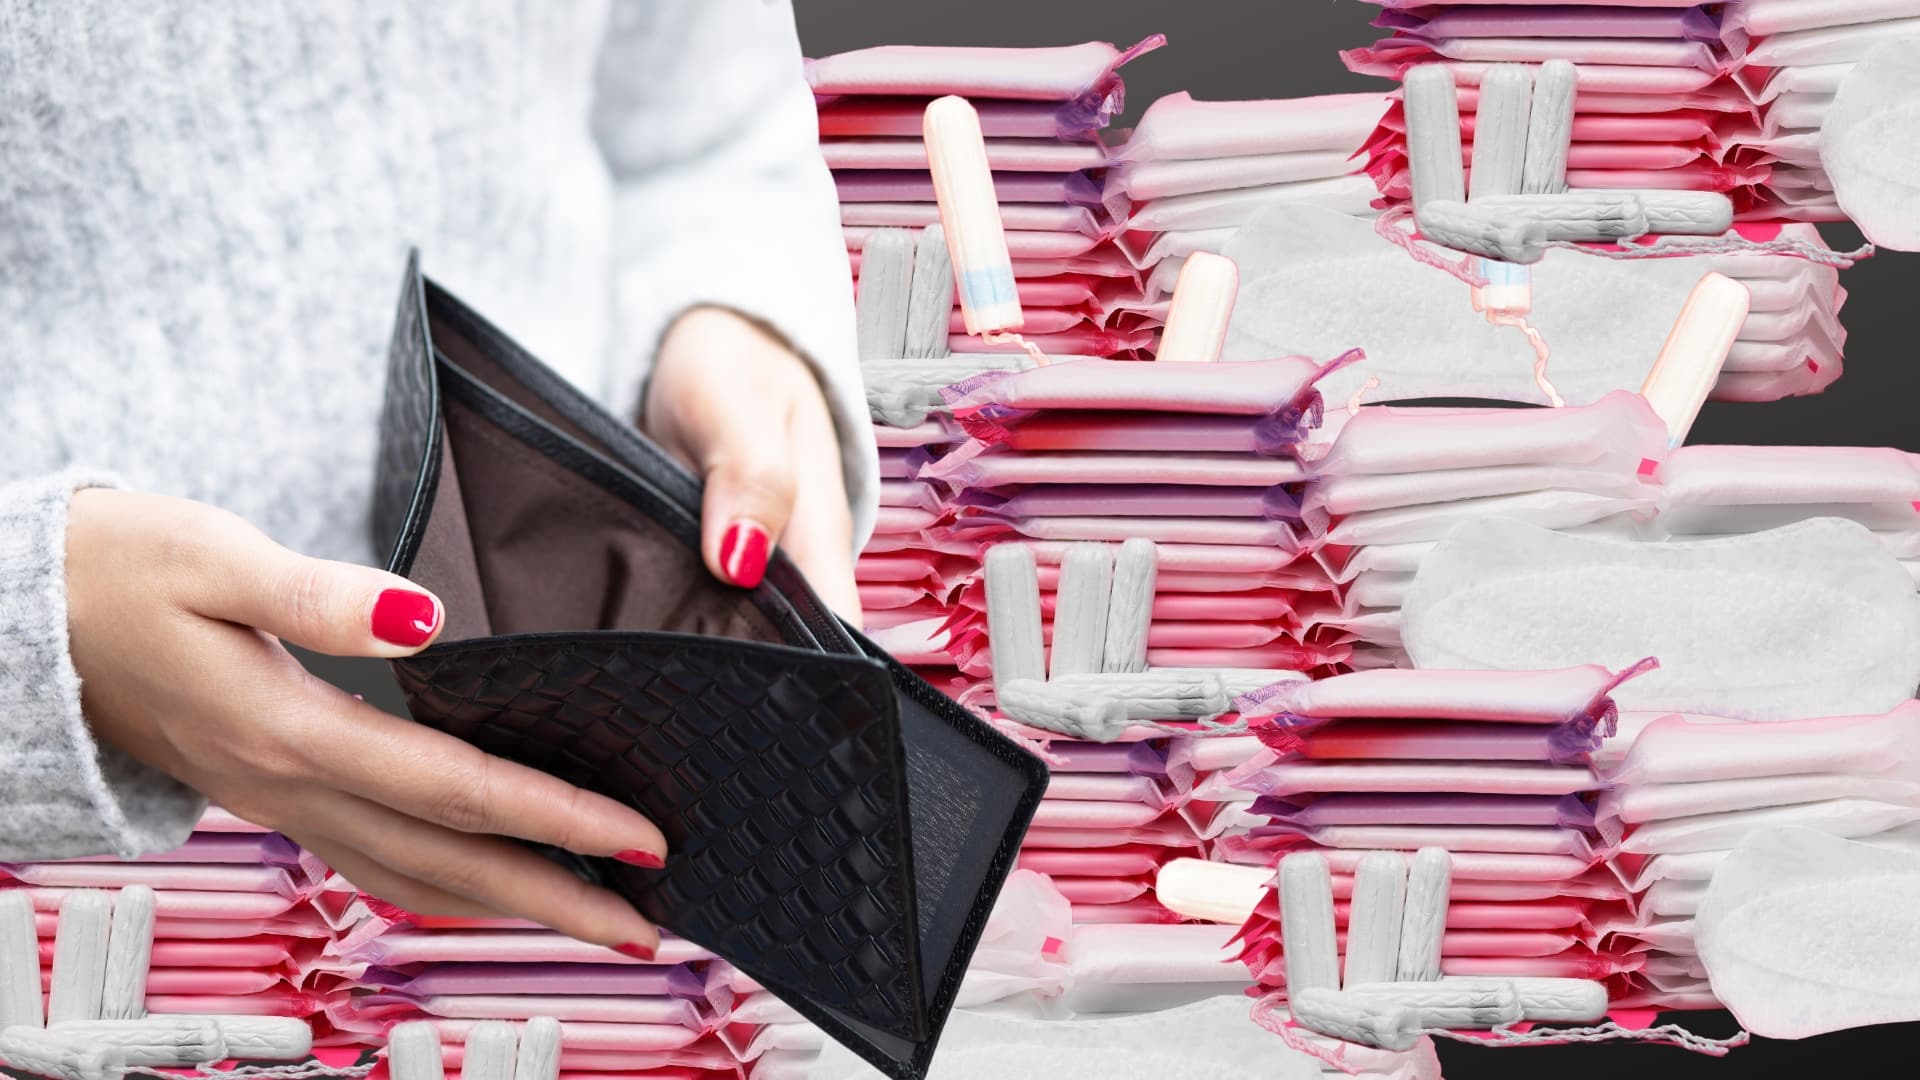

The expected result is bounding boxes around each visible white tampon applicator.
[924,96,1025,341]
[1155,251,1238,363]
[1640,272,1750,449]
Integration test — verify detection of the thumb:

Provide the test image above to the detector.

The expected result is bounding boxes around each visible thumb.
[187,519,446,658]
[698,434,797,591]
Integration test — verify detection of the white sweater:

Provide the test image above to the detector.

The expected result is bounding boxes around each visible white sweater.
[0,0,874,859]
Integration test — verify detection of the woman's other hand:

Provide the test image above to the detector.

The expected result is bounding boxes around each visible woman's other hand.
[644,306,864,626]
[65,490,666,959]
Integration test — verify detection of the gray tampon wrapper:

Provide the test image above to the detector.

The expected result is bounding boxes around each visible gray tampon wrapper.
[1280,851,1341,994]
[514,1016,563,1080]
[1405,65,1465,208]
[388,1020,446,1080]
[984,543,1046,690]
[1290,988,1422,1052]
[1522,60,1577,195]
[460,1021,517,1080]
[101,884,156,1020]
[994,679,1131,742]
[903,224,955,359]
[855,227,915,363]
[47,890,110,1025]
[1102,537,1157,673]
[1396,847,1452,982]
[0,889,43,1029]
[1049,542,1114,678]
[1414,200,1548,263]
[45,1018,225,1067]
[0,1027,127,1080]
[1469,65,1533,201]
[1344,852,1409,988]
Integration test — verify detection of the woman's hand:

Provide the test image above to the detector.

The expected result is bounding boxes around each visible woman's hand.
[644,306,863,625]
[66,490,666,959]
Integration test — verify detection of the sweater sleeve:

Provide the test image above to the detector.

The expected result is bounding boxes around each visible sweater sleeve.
[0,469,205,861]
[590,0,878,551]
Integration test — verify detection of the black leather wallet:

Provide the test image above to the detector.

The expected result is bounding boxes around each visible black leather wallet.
[370,253,1047,1079]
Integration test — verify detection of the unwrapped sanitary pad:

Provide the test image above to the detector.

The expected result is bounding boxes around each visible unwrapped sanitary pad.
[1402,518,1920,721]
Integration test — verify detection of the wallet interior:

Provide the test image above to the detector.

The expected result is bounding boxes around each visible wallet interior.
[373,256,1048,1079]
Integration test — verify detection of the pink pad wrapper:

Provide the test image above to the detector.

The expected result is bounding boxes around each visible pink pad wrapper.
[993,413,1291,455]
[965,484,1300,521]
[1236,662,1642,726]
[921,450,1308,491]
[1258,792,1595,830]
[945,354,1355,418]
[1016,846,1168,878]
[806,37,1162,108]
[1117,91,1389,162]
[827,140,1108,175]
[1305,391,1667,476]
[835,169,1104,208]
[818,98,1106,141]
[1605,700,1920,785]
[1228,756,1603,797]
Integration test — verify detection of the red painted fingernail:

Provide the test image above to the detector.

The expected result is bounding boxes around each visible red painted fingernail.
[718,521,769,589]
[615,849,665,869]
[372,589,439,646]
[616,942,656,961]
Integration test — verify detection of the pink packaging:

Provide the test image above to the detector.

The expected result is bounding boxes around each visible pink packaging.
[805,37,1162,107]
[1259,792,1594,829]
[924,449,1307,492]
[1322,488,1655,547]
[1379,5,1727,42]
[1306,391,1667,476]
[1228,757,1603,797]
[847,223,1101,258]
[967,483,1296,520]
[1658,445,1920,510]
[835,169,1104,207]
[945,354,1352,417]
[818,98,1102,140]
[1017,846,1167,878]
[1117,91,1388,162]
[1605,701,1920,785]
[1368,35,1728,72]
[1237,662,1639,726]
[825,139,1108,174]
[1311,463,1649,517]
[997,413,1302,455]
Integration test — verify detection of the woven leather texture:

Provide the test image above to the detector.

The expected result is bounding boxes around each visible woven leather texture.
[392,632,920,1036]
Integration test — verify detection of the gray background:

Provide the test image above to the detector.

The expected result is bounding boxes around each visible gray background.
[311,5,1916,1076]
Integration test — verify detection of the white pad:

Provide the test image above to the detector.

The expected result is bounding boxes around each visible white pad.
[1822,40,1920,250]
[1697,827,1920,1037]
[1403,518,1920,721]
[805,996,1328,1080]
[1222,204,1709,407]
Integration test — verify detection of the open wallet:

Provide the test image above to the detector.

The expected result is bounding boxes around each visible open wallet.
[369,252,1048,1079]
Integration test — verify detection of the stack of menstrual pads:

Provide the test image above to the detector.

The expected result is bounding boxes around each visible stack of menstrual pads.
[1343,1,1858,400]
[1346,0,1920,219]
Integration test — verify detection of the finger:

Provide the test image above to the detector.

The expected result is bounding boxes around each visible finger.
[181,516,446,659]
[780,399,863,626]
[287,831,497,920]
[301,789,660,956]
[694,412,798,591]
[291,682,668,864]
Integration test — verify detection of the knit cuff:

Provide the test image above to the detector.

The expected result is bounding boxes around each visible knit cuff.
[0,469,206,860]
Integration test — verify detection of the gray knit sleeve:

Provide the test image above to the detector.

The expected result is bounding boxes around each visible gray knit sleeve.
[0,469,205,861]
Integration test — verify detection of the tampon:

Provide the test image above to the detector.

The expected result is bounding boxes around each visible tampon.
[1522,60,1576,195]
[162,1015,313,1060]
[0,1026,126,1080]
[1405,65,1465,208]
[1640,272,1750,448]
[1102,538,1157,673]
[1569,188,1734,235]
[1046,670,1230,719]
[1344,852,1408,988]
[1156,252,1238,364]
[48,890,110,1025]
[1414,201,1547,263]
[0,890,42,1029]
[1339,980,1524,1030]
[1440,976,1609,1023]
[1280,852,1341,993]
[47,1018,225,1067]
[1396,848,1451,982]
[461,1020,517,1080]
[388,1020,446,1080]
[514,1016,562,1080]
[1291,988,1422,1052]
[995,679,1130,741]
[855,227,914,363]
[1155,858,1270,925]
[984,543,1046,689]
[1050,542,1114,678]
[1465,193,1649,242]
[1469,65,1533,201]
[925,96,1023,335]
[902,224,954,359]
[102,884,155,1020]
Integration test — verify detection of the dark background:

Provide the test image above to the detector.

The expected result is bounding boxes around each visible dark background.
[309,2,1917,1076]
